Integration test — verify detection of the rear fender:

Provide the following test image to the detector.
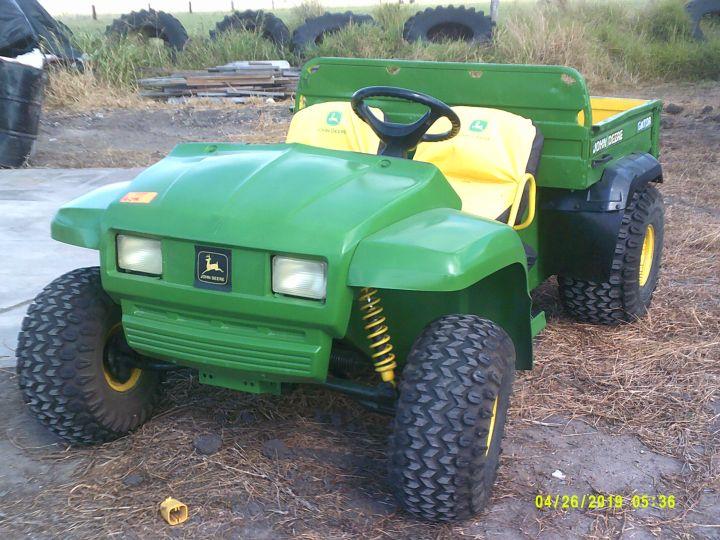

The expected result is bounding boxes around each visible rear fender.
[540,153,662,281]
[347,209,533,369]
[51,181,130,249]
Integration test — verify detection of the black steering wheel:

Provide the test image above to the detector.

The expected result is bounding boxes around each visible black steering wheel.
[350,86,461,159]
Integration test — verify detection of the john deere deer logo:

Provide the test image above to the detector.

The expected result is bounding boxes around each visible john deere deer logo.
[469,119,488,133]
[195,248,231,289]
[326,111,342,126]
[202,254,224,276]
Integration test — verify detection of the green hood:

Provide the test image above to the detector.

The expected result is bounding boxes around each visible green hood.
[103,142,460,257]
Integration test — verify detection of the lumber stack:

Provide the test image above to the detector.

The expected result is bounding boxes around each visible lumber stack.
[138,60,299,102]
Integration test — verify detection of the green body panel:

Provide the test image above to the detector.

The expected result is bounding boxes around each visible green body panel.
[345,264,533,370]
[54,141,504,384]
[348,208,526,291]
[52,181,130,249]
[587,101,661,185]
[49,57,663,394]
[344,208,533,369]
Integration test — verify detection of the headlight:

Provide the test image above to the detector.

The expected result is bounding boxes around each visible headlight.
[272,256,327,300]
[117,235,162,275]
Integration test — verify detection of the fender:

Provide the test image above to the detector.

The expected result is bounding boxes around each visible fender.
[540,152,662,282]
[347,208,533,369]
[348,208,528,291]
[51,181,130,249]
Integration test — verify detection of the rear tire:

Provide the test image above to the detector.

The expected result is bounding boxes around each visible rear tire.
[388,315,515,522]
[16,267,160,445]
[559,185,664,324]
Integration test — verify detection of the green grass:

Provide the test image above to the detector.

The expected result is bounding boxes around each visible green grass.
[57,0,720,93]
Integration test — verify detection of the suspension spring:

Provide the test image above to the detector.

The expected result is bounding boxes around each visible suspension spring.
[357,287,397,386]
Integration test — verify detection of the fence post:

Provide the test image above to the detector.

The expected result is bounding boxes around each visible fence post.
[490,0,500,23]
[91,5,97,20]
[231,1,234,11]
[189,1,192,13]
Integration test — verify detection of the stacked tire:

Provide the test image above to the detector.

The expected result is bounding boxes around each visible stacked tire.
[210,10,290,46]
[685,0,720,41]
[291,12,374,52]
[106,9,189,51]
[0,58,44,168]
[403,6,494,44]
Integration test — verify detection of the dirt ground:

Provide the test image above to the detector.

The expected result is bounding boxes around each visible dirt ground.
[1,82,718,539]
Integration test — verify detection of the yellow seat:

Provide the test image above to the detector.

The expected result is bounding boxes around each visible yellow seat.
[414,106,541,228]
[286,101,382,154]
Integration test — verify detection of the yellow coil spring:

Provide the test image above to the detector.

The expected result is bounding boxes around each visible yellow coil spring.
[358,287,397,385]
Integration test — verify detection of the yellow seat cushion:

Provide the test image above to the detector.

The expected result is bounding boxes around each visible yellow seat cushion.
[414,106,539,223]
[286,101,382,154]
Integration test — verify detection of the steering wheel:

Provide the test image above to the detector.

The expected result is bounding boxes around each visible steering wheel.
[350,86,461,159]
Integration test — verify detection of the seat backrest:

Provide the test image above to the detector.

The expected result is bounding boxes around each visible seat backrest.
[414,106,541,185]
[286,101,381,154]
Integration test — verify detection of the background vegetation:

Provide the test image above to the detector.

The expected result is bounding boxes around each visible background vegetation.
[51,0,720,101]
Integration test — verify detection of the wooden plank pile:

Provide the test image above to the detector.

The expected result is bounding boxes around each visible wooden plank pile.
[138,60,300,103]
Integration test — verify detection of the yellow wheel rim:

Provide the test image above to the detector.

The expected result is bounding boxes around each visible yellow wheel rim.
[103,324,142,392]
[103,366,141,392]
[485,396,500,456]
[639,224,655,287]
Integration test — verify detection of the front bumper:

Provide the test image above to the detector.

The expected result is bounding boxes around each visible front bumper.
[122,300,331,382]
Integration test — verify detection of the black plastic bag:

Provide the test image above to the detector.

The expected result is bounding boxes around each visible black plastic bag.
[0,0,83,64]
[0,0,36,57]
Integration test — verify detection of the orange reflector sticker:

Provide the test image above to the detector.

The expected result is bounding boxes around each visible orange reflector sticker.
[120,192,158,204]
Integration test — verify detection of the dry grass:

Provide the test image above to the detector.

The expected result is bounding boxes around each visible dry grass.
[494,5,637,90]
[44,68,142,111]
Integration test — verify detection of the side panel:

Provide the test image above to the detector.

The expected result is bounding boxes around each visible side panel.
[539,153,663,282]
[587,100,662,186]
[345,266,533,370]
[347,209,533,369]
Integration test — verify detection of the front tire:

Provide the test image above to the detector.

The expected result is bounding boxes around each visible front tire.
[388,315,515,522]
[559,185,664,324]
[16,267,160,445]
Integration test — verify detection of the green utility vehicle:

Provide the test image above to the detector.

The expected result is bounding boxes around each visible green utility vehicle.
[17,58,664,521]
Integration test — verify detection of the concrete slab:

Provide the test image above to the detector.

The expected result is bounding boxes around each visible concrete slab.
[0,168,143,367]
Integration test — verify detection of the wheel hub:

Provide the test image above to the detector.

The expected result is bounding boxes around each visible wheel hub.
[639,224,655,287]
[485,395,499,455]
[103,324,142,392]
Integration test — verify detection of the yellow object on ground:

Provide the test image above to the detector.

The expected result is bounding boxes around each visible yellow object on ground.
[160,497,188,525]
[414,106,539,225]
[286,101,382,154]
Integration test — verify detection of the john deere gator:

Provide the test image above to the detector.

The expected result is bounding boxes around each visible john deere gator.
[17,58,664,521]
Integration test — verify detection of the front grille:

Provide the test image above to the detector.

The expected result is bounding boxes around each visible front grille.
[122,301,327,379]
